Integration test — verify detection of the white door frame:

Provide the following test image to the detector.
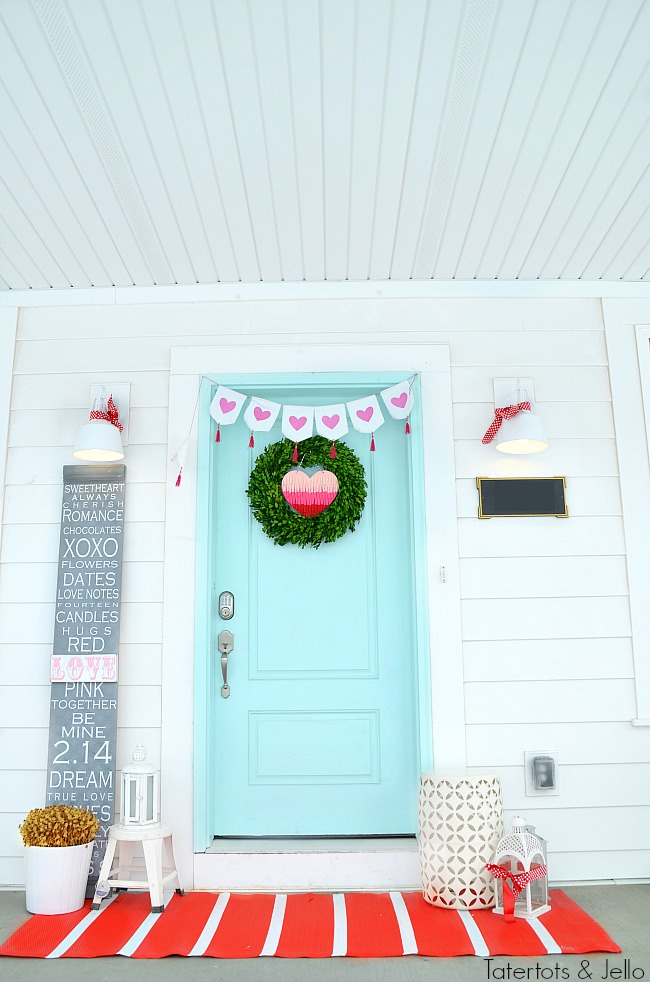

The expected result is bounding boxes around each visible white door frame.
[162,342,464,890]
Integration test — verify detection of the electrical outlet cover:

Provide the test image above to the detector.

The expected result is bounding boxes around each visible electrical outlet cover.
[524,750,559,796]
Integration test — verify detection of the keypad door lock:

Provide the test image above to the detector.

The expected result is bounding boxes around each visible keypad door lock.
[219,591,234,620]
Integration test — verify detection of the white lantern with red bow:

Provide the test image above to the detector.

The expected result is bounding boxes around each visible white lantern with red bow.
[487,816,550,921]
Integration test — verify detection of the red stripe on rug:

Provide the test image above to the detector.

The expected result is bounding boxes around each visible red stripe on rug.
[345,892,404,957]
[401,893,476,956]
[63,893,153,957]
[540,890,621,954]
[0,901,92,958]
[203,893,275,958]
[469,905,548,956]
[131,892,220,958]
[274,892,334,958]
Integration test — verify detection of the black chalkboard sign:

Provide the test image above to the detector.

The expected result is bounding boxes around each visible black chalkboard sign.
[476,477,567,518]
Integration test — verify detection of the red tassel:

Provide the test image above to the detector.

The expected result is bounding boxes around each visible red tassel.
[249,431,255,448]
[292,443,298,463]
[175,469,182,487]
[330,441,336,459]
[370,433,375,452]
[405,418,411,435]
[215,424,221,443]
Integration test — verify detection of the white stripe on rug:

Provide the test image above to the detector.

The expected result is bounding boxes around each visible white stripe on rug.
[188,892,231,956]
[389,892,418,955]
[260,894,287,957]
[458,909,490,957]
[529,916,562,954]
[46,896,116,958]
[118,893,173,957]
[332,893,347,957]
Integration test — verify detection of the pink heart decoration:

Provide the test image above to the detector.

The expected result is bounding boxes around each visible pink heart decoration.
[391,392,408,409]
[289,415,307,431]
[220,398,237,414]
[254,406,272,422]
[356,406,374,422]
[281,468,339,517]
[321,414,340,430]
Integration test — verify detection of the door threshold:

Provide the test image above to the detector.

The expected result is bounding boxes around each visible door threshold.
[206,836,418,854]
[195,837,420,892]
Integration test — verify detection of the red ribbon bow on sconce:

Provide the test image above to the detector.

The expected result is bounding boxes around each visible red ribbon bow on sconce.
[485,863,547,922]
[482,402,531,445]
[89,394,123,432]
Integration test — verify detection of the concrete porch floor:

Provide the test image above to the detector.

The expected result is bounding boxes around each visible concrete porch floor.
[0,884,649,982]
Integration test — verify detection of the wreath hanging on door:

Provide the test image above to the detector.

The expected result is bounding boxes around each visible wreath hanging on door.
[247,436,367,548]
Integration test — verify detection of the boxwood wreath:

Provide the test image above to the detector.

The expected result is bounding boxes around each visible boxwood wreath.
[247,436,367,548]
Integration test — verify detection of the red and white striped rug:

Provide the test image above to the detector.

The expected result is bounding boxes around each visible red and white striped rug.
[0,889,620,959]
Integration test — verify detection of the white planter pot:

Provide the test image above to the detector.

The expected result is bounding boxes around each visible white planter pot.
[25,842,93,914]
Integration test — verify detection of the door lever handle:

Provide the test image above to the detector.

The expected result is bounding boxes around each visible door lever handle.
[218,630,234,698]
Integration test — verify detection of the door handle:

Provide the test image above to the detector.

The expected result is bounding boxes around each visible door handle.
[218,630,234,698]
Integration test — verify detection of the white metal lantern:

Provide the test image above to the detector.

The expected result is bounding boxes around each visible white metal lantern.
[488,815,550,920]
[120,745,159,827]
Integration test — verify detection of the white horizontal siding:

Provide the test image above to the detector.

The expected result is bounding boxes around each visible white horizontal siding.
[460,556,628,599]
[492,763,650,810]
[461,596,631,641]
[465,679,636,724]
[463,638,634,682]
[458,516,625,558]
[467,721,650,767]
[0,295,643,887]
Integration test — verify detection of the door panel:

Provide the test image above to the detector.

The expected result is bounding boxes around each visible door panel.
[208,375,421,836]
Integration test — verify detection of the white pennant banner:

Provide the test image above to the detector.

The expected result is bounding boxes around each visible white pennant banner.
[380,380,414,420]
[281,405,314,442]
[346,394,385,434]
[210,385,247,425]
[314,404,348,441]
[243,396,282,433]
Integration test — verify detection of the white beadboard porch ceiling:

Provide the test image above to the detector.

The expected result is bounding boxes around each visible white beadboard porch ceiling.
[1,0,650,292]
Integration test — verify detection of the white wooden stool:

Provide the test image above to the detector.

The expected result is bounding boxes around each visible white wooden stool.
[92,823,182,913]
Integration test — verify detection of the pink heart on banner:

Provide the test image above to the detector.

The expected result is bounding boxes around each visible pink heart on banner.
[356,406,374,422]
[289,415,307,431]
[254,406,272,422]
[391,392,408,409]
[220,398,237,414]
[281,468,339,517]
[321,414,340,429]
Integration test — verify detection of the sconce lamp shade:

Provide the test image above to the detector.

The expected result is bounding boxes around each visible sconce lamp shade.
[73,419,124,461]
[496,409,548,455]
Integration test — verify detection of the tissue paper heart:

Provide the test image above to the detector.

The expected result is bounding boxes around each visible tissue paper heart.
[281,468,339,517]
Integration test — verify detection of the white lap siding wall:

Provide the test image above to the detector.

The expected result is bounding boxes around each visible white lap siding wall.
[0,294,645,886]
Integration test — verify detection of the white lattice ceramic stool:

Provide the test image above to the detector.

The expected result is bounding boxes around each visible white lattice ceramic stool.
[418,771,503,910]
[91,823,182,913]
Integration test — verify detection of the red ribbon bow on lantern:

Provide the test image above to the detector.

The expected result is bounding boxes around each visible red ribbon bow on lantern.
[482,402,531,445]
[485,863,547,922]
[89,394,123,432]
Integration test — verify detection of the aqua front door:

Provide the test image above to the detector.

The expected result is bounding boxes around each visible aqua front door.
[198,374,427,837]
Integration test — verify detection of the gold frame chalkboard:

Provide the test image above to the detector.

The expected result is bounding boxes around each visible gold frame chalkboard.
[476,476,568,519]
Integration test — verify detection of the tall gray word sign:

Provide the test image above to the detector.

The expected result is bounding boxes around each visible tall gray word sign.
[46,464,125,887]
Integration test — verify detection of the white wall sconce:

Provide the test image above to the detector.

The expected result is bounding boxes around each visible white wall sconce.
[483,378,548,455]
[73,384,130,461]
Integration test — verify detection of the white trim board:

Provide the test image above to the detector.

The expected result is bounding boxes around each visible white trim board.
[0,308,18,558]
[603,311,650,724]
[162,342,463,890]
[3,280,650,308]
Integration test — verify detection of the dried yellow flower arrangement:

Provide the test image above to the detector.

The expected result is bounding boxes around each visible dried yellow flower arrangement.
[19,804,100,848]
